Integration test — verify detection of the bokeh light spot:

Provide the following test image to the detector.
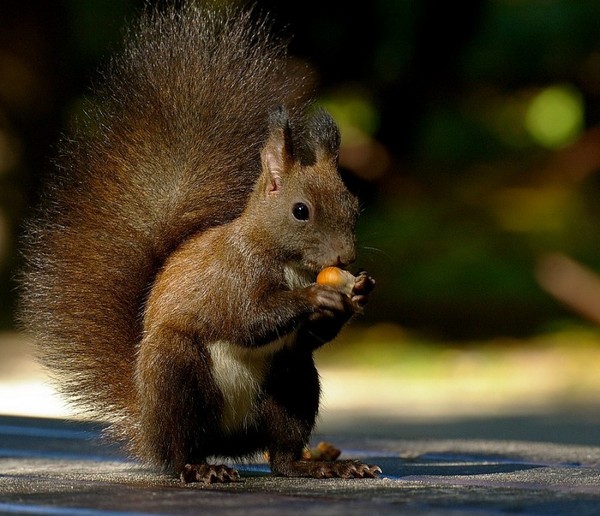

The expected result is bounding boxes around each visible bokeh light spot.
[319,90,379,146]
[525,85,584,149]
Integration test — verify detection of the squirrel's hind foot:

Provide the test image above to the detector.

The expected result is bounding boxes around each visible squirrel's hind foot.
[275,459,382,479]
[180,463,241,484]
[309,460,382,479]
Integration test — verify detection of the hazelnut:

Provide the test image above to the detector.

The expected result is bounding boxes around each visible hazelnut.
[316,266,355,296]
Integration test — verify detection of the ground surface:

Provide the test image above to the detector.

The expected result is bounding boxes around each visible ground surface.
[2,331,600,513]
[1,414,599,515]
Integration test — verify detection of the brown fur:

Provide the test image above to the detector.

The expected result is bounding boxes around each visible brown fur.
[20,2,299,428]
[19,2,380,482]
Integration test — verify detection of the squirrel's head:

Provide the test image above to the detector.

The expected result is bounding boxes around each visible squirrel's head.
[251,106,359,273]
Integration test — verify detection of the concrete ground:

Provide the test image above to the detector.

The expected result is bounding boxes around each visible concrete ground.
[1,332,600,514]
[1,414,599,515]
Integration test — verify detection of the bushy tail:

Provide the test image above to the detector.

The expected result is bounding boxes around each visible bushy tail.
[19,3,304,435]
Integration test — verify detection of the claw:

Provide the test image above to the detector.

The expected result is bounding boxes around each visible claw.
[180,463,241,484]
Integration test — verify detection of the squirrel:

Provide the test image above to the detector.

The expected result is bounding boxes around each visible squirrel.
[19,2,380,483]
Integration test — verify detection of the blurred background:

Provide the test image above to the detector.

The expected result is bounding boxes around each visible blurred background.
[1,0,600,441]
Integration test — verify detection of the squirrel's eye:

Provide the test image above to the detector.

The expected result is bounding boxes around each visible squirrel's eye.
[292,202,310,221]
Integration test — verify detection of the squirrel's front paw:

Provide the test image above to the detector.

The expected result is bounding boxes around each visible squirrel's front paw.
[305,284,354,321]
[180,463,240,484]
[351,271,376,309]
[315,267,375,311]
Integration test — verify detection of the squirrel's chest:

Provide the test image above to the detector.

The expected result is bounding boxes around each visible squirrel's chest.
[208,335,293,433]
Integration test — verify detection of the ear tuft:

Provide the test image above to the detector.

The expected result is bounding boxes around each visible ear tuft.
[267,105,295,158]
[260,106,295,196]
[306,108,341,162]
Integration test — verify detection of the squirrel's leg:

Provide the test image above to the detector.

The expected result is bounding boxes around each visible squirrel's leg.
[135,327,240,483]
[262,348,381,479]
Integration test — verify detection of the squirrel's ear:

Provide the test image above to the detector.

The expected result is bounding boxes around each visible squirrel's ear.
[307,108,340,164]
[260,106,295,196]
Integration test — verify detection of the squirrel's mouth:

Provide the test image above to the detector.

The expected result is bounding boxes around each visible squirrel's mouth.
[298,251,354,280]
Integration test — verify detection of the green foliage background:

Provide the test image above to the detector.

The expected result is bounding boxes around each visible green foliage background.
[3,0,600,339]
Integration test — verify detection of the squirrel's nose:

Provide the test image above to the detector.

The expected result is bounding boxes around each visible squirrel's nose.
[335,252,356,269]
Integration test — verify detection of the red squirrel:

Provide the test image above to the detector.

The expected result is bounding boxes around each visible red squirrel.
[19,3,380,483]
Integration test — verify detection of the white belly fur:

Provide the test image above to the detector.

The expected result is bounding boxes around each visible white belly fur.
[210,265,313,434]
[209,335,293,434]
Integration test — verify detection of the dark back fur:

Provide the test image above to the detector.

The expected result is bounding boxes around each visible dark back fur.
[19,3,305,431]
